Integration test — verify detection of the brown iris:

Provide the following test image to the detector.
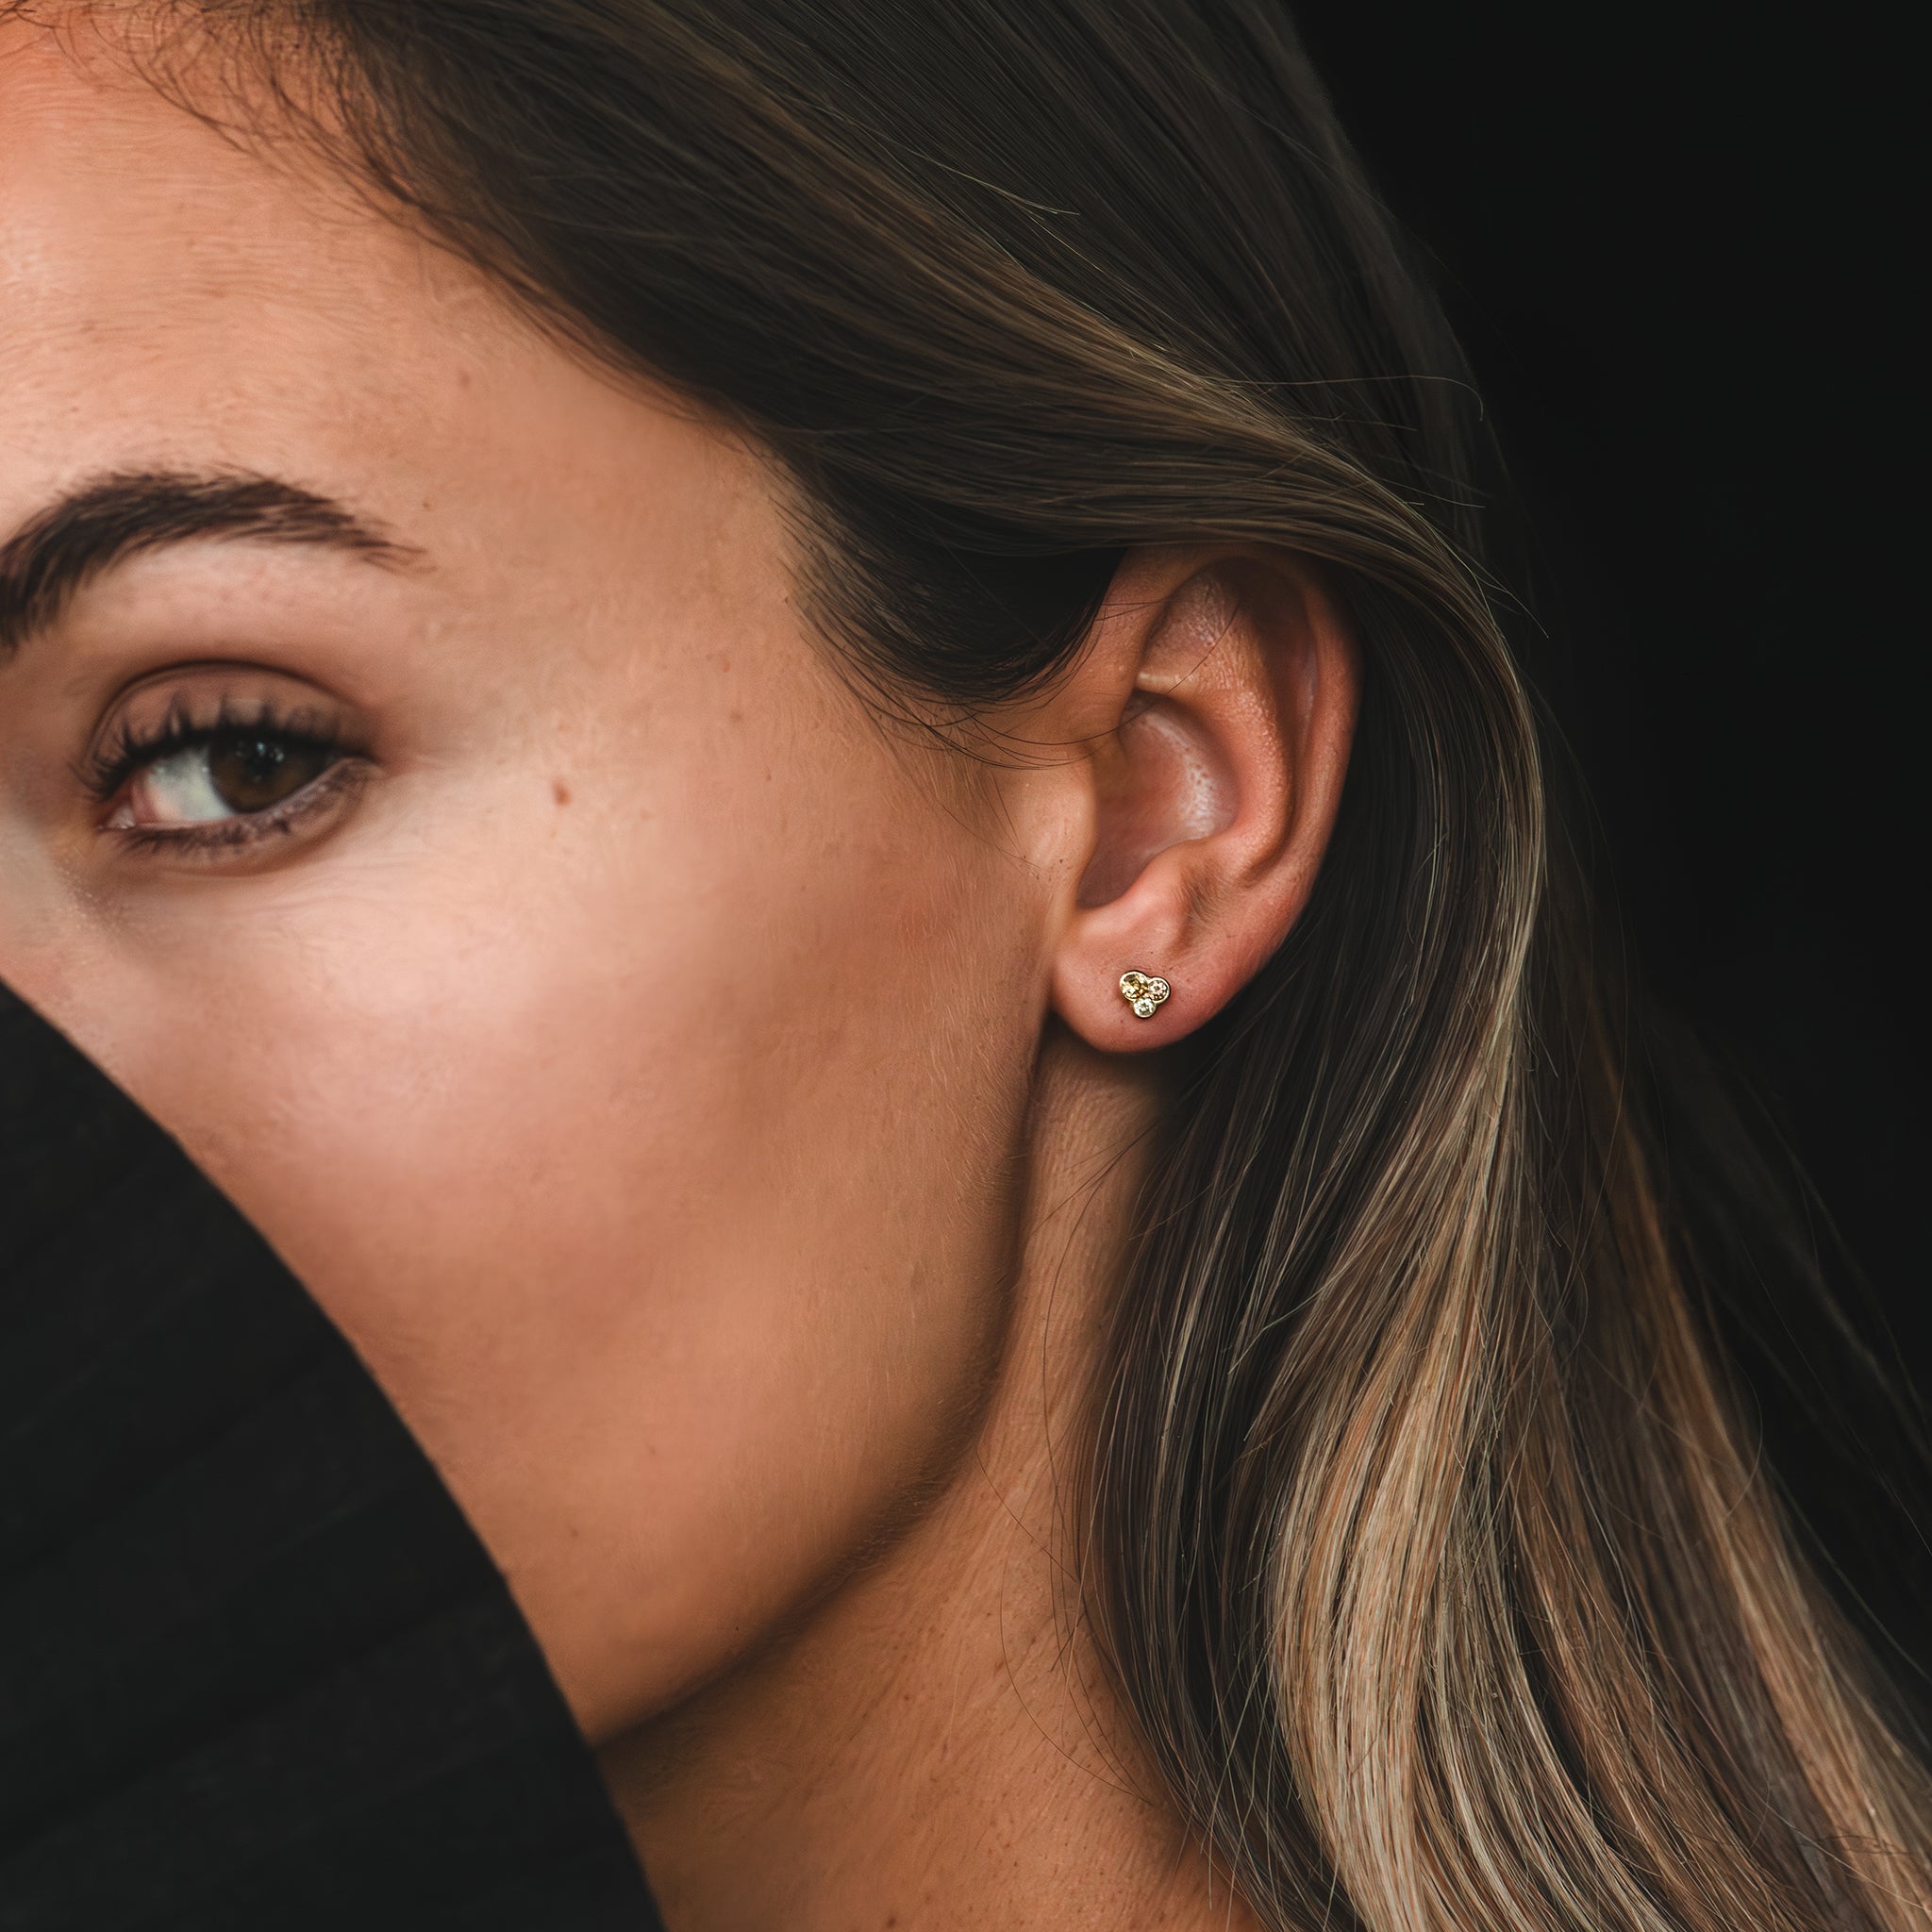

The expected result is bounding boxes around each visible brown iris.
[204,731,335,814]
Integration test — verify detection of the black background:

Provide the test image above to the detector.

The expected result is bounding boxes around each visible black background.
[1291,6,1924,1383]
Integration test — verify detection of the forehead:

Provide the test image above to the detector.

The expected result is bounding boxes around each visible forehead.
[0,23,534,513]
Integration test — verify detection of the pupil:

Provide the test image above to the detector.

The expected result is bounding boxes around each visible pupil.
[208,733,329,813]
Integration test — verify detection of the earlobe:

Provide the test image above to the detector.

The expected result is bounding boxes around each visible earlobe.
[1045,549,1357,1052]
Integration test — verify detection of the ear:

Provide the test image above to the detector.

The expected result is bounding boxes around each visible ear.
[1038,547,1357,1050]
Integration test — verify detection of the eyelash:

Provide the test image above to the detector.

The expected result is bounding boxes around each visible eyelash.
[79,695,368,855]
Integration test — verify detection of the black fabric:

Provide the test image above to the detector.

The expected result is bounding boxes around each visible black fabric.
[0,982,661,1930]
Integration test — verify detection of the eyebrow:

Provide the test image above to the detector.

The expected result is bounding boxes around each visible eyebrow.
[0,469,417,660]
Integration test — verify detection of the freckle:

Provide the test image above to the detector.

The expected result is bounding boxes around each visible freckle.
[552,780,572,807]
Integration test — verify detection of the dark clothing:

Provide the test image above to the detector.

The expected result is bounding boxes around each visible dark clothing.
[0,983,660,1931]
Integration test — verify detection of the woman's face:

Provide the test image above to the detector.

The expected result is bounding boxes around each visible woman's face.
[0,28,1072,1737]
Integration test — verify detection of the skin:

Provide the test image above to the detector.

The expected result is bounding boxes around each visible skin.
[0,22,1356,1932]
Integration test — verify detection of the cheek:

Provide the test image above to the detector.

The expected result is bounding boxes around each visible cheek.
[51,758,1041,1732]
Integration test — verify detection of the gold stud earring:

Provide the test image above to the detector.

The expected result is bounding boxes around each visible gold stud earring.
[1119,970,1172,1020]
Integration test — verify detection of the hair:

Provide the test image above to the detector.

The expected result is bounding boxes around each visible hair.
[40,2,1932,1924]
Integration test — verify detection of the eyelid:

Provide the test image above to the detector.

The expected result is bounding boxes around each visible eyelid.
[78,666,367,792]
[78,659,365,763]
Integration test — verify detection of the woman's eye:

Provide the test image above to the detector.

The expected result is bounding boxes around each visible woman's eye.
[114,730,341,829]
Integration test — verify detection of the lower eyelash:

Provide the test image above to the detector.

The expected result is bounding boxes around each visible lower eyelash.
[109,755,372,858]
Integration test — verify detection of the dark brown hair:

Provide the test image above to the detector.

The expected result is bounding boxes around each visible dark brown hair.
[43,2,1931,1924]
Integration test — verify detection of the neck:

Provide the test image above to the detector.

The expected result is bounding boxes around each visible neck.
[597,1030,1257,1932]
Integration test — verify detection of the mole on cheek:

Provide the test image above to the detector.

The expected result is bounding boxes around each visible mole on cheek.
[552,780,572,807]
